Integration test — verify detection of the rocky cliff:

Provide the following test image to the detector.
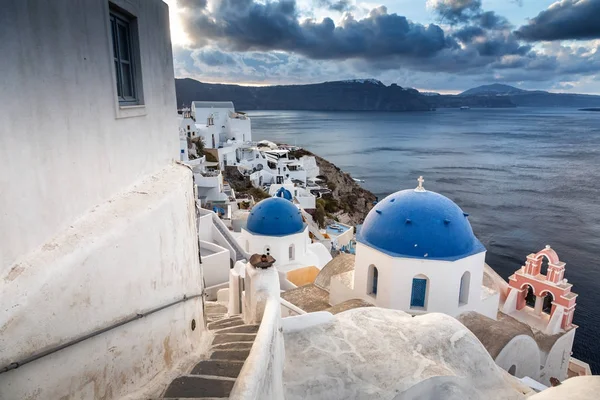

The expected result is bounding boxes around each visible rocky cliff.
[288,148,376,226]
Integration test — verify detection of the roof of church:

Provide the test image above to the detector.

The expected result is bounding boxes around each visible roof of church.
[275,187,293,201]
[246,197,306,236]
[314,253,356,291]
[357,188,485,261]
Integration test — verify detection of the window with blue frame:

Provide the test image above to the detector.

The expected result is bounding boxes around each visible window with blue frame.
[372,267,378,295]
[367,265,378,297]
[410,277,428,308]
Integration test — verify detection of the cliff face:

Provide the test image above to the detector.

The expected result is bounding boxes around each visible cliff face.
[176,79,433,111]
[176,78,517,111]
[289,149,376,226]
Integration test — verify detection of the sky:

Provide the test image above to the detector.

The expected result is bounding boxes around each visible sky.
[164,0,600,94]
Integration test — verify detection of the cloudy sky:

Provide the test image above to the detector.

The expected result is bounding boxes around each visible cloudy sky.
[164,0,600,94]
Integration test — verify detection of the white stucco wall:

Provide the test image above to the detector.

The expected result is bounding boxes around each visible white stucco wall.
[0,0,179,271]
[0,165,203,400]
[495,335,542,380]
[200,240,231,287]
[240,228,328,272]
[231,263,284,400]
[540,329,576,385]
[352,243,488,317]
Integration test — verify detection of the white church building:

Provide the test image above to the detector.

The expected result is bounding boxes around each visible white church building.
[238,197,332,286]
[315,177,587,386]
[331,177,498,319]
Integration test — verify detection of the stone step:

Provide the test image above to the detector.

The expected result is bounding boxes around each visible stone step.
[159,397,228,399]
[211,342,254,351]
[205,303,228,315]
[206,313,227,321]
[190,360,245,378]
[210,350,251,362]
[162,376,234,398]
[207,318,244,331]
[214,324,258,334]
[212,333,256,346]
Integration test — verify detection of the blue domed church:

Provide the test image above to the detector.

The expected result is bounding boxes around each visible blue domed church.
[240,197,332,281]
[331,177,499,319]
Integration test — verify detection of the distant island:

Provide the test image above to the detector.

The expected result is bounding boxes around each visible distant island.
[458,83,600,108]
[175,79,600,112]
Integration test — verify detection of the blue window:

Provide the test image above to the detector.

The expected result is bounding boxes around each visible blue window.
[411,278,427,308]
[372,267,378,295]
[368,265,378,296]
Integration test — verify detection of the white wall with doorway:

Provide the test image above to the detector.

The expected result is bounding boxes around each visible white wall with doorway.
[349,243,493,318]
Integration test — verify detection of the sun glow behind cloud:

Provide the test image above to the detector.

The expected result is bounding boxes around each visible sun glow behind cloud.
[164,0,191,47]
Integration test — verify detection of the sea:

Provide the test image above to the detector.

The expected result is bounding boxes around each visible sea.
[249,108,600,374]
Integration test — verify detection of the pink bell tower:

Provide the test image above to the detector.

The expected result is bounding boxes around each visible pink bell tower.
[504,246,577,333]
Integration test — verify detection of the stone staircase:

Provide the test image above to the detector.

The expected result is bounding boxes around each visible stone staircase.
[159,303,258,399]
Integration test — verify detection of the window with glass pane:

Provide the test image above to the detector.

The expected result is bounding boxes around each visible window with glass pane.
[110,10,137,104]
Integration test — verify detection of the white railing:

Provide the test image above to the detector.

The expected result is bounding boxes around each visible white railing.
[230,264,284,400]
[280,297,306,317]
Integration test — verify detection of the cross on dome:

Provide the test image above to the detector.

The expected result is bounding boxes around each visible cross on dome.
[415,176,426,192]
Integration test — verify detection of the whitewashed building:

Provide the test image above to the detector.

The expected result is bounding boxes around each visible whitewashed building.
[239,197,332,286]
[0,1,204,399]
[325,177,587,385]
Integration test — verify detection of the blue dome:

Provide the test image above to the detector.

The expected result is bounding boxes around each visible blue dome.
[247,197,306,236]
[357,189,485,261]
[275,187,293,201]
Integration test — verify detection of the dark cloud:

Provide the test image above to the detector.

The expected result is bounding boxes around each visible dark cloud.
[317,0,355,13]
[173,0,600,92]
[515,0,600,41]
[181,2,454,60]
[429,0,483,24]
[478,11,511,30]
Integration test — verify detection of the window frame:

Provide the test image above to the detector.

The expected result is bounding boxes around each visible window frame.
[110,11,137,104]
[107,1,146,118]
[410,275,429,310]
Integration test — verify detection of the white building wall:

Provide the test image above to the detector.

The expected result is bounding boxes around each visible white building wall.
[495,335,541,380]
[240,228,331,273]
[0,0,178,271]
[540,329,576,385]
[200,240,231,288]
[228,118,251,142]
[0,166,203,400]
[353,243,489,317]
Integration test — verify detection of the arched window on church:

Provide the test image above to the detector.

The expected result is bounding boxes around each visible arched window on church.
[289,244,295,261]
[459,271,471,306]
[367,265,378,297]
[411,275,429,310]
[245,240,249,252]
[542,291,554,314]
[524,284,536,308]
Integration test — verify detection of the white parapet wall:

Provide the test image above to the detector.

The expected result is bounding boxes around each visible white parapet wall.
[229,263,285,400]
[0,165,204,400]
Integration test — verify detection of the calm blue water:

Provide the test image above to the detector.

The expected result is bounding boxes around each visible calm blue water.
[249,108,600,373]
